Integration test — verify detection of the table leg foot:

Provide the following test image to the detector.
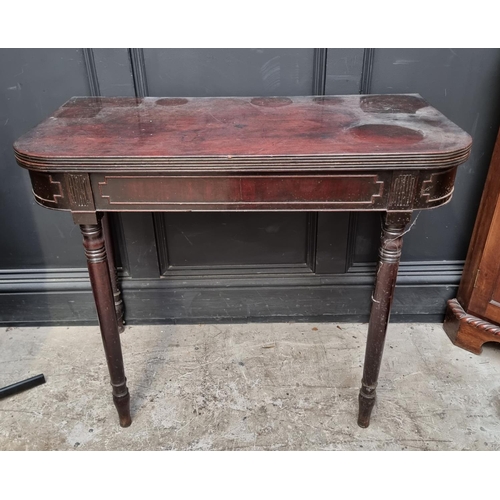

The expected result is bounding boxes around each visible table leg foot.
[113,388,132,428]
[358,385,376,428]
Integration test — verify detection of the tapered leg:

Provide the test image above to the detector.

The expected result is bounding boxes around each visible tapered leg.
[80,219,131,427]
[358,211,412,428]
[101,213,125,333]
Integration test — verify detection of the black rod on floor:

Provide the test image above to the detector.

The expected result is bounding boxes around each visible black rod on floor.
[0,374,46,399]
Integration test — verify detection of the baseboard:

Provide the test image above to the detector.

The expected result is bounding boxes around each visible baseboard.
[0,264,461,326]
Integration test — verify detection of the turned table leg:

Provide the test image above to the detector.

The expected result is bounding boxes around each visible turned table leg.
[101,213,125,333]
[80,219,131,427]
[358,211,412,428]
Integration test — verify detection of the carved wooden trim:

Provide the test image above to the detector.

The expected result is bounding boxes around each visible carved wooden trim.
[388,173,418,209]
[36,175,64,205]
[378,220,407,263]
[419,167,457,207]
[80,223,107,264]
[444,298,500,355]
[66,173,95,210]
[29,171,66,209]
[447,298,500,335]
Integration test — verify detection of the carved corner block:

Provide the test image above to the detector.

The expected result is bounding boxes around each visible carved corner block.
[66,173,94,209]
[388,172,418,210]
[65,173,97,224]
[27,171,98,225]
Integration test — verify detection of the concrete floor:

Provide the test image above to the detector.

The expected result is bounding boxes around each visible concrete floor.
[1,322,500,450]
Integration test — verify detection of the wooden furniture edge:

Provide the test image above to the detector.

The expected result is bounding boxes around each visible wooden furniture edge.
[457,128,500,306]
[444,298,500,354]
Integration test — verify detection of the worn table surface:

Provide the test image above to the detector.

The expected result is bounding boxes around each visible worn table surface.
[14,95,471,172]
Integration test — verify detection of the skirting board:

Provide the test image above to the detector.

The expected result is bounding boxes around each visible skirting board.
[0,282,457,326]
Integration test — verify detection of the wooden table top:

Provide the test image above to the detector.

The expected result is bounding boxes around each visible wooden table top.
[14,94,472,173]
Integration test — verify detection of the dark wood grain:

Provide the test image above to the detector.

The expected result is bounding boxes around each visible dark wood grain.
[14,95,471,172]
[457,129,500,307]
[444,127,500,353]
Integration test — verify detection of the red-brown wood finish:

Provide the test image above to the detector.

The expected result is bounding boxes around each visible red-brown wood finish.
[358,211,412,427]
[101,213,124,333]
[444,128,500,353]
[14,95,472,428]
[14,95,470,168]
[80,220,130,427]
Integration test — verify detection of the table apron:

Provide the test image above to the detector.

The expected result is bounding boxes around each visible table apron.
[29,167,457,213]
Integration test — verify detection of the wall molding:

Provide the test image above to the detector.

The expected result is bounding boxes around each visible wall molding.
[0,262,462,326]
[0,261,464,293]
[312,48,328,95]
[128,48,149,97]
[83,48,101,97]
[360,48,375,94]
[0,280,458,326]
[345,48,377,271]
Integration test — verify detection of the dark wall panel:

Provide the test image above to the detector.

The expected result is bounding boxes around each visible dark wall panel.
[93,48,135,97]
[325,48,364,94]
[160,212,309,268]
[354,48,500,264]
[143,48,315,97]
[0,49,90,269]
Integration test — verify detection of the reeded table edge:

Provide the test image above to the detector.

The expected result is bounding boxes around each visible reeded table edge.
[14,146,472,173]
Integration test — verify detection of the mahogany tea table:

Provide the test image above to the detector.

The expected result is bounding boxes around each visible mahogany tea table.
[13,95,472,428]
